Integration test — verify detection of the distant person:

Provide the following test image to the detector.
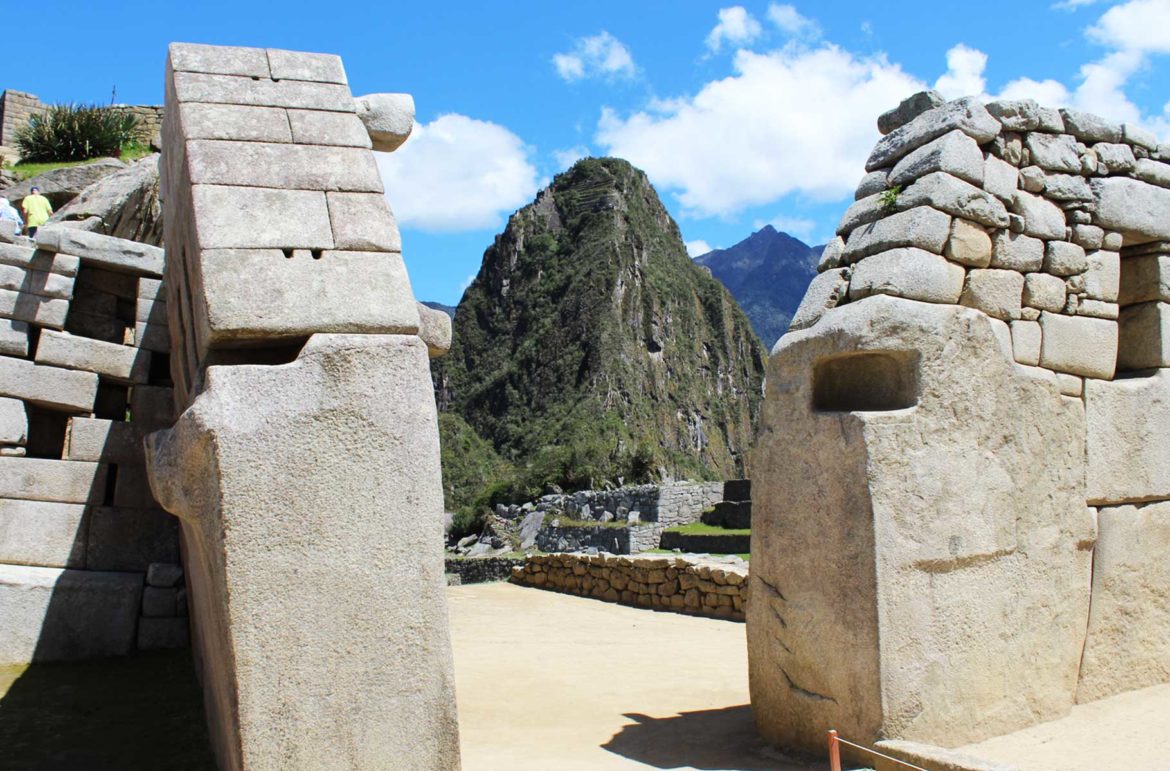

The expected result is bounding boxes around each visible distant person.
[21,186,52,237]
[0,197,22,236]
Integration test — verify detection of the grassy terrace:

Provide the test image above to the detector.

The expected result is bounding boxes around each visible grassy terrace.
[3,143,153,181]
[662,522,751,536]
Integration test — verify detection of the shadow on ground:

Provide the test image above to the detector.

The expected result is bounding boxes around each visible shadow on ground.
[0,650,215,771]
[602,704,820,771]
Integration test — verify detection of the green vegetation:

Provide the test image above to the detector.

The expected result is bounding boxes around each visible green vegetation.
[662,522,751,536]
[434,157,766,521]
[879,184,902,210]
[3,141,154,181]
[15,103,139,163]
[647,548,750,560]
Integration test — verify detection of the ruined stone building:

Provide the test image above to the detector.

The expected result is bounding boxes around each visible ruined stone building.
[749,93,1170,751]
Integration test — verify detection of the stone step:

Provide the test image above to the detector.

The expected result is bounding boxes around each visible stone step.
[700,501,752,530]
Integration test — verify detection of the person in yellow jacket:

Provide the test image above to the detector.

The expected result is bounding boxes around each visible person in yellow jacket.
[21,186,52,236]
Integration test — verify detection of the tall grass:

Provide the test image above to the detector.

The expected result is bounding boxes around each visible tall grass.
[15,104,139,163]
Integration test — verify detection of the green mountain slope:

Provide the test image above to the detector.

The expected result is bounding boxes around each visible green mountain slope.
[434,158,766,513]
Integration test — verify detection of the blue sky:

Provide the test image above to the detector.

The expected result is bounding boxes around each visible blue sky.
[9,0,1170,304]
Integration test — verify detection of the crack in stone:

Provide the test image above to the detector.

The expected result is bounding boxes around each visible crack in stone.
[782,668,837,703]
[912,547,1016,574]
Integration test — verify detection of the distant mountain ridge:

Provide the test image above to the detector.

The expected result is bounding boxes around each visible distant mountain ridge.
[693,225,820,348]
[421,301,456,318]
[433,157,766,515]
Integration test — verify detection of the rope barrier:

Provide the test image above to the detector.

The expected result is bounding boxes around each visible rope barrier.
[828,729,930,771]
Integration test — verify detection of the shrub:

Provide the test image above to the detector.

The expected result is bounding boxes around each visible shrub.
[15,104,139,163]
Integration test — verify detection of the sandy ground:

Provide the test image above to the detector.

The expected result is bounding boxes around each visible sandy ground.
[956,682,1170,771]
[448,581,816,771]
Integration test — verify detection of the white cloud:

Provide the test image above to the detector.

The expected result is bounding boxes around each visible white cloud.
[553,32,636,82]
[1053,0,1101,10]
[766,215,817,241]
[376,114,540,232]
[685,239,714,257]
[1089,0,1170,53]
[706,7,763,53]
[596,45,924,217]
[997,76,1072,106]
[554,145,590,169]
[934,44,988,100]
[766,4,819,37]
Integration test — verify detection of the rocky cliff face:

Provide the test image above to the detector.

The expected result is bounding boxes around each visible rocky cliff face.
[694,225,820,349]
[436,157,766,498]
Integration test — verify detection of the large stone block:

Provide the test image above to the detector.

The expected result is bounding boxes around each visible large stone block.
[0,318,29,357]
[960,269,1023,321]
[178,103,292,143]
[1077,501,1170,702]
[897,172,1009,228]
[0,286,69,328]
[35,330,150,384]
[848,247,965,304]
[267,48,347,84]
[1012,190,1067,240]
[1025,133,1080,173]
[843,206,951,262]
[1092,177,1170,244]
[991,231,1044,272]
[35,227,163,277]
[84,505,179,571]
[0,396,27,445]
[0,457,107,504]
[417,302,452,359]
[172,71,354,112]
[889,129,984,188]
[170,42,271,78]
[287,109,371,148]
[1118,253,1170,306]
[1038,312,1117,379]
[191,185,334,250]
[1118,301,1169,370]
[0,263,74,299]
[1084,250,1120,302]
[187,140,383,192]
[0,243,79,276]
[65,417,145,463]
[0,564,142,665]
[789,268,850,332]
[145,334,460,770]
[0,499,87,568]
[0,356,98,413]
[1085,370,1170,505]
[354,93,415,153]
[867,98,1000,171]
[326,192,402,251]
[749,296,1091,751]
[194,249,419,348]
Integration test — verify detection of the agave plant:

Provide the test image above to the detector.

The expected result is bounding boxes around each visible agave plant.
[15,103,139,163]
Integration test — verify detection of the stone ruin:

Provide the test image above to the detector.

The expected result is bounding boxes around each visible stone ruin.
[0,42,459,771]
[749,92,1170,752]
[0,228,186,662]
[142,43,458,769]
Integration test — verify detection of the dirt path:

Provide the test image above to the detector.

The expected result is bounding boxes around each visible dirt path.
[448,581,815,771]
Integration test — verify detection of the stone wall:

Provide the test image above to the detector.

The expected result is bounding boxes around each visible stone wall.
[0,227,185,664]
[752,93,1170,754]
[146,43,458,770]
[444,556,524,584]
[0,90,45,148]
[511,553,748,621]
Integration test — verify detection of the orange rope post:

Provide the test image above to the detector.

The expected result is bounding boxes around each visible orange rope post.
[828,729,842,771]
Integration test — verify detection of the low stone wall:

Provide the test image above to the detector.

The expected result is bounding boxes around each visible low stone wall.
[535,524,630,554]
[659,531,751,554]
[444,556,524,585]
[511,553,748,621]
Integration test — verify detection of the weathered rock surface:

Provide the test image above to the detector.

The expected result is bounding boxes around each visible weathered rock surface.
[749,296,1092,751]
[355,93,415,152]
[47,155,163,246]
[1,158,126,209]
[1077,501,1170,702]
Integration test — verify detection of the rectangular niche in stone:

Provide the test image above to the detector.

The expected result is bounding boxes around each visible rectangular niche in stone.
[813,350,919,412]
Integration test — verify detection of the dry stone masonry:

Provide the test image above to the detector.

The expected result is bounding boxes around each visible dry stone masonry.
[0,225,183,664]
[142,43,457,771]
[511,553,749,621]
[752,93,1170,754]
